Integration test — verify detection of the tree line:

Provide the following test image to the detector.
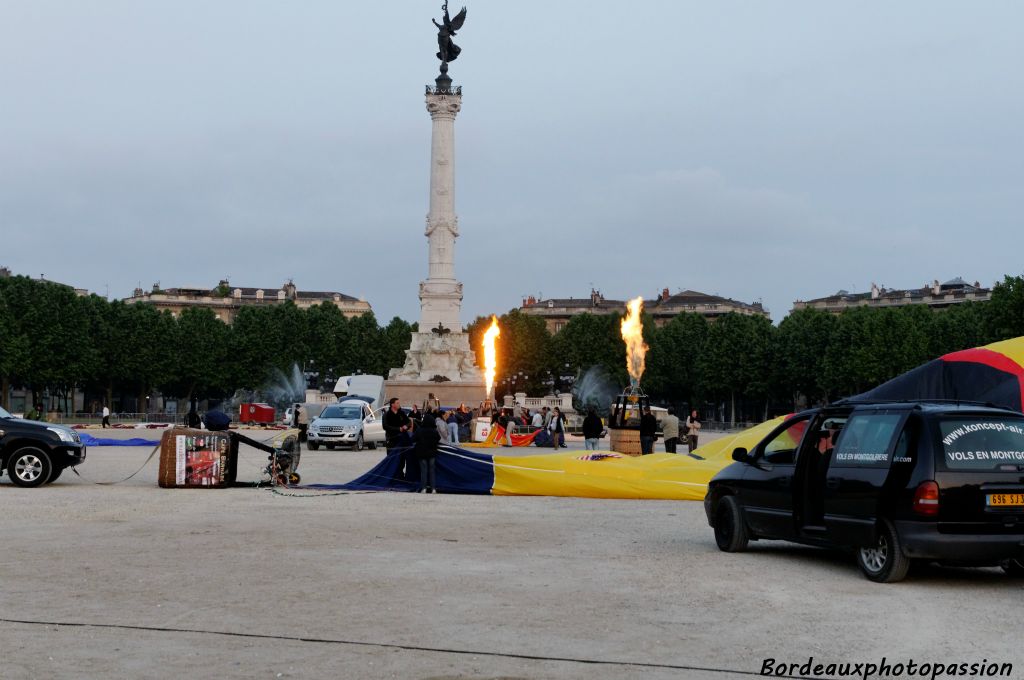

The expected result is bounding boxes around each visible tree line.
[3,273,1023,420]
[465,275,1024,424]
[0,274,412,413]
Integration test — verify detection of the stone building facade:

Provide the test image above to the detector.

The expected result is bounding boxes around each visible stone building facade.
[519,288,769,333]
[124,279,371,323]
[792,278,991,315]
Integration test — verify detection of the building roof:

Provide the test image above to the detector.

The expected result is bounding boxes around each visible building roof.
[522,288,766,315]
[658,289,765,311]
[797,277,989,306]
[142,281,360,302]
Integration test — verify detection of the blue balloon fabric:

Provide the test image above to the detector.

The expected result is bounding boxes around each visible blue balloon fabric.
[78,432,161,447]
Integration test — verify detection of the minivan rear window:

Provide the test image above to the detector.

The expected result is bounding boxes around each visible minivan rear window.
[939,417,1024,469]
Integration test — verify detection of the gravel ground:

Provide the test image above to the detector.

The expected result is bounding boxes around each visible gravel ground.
[1,429,1021,680]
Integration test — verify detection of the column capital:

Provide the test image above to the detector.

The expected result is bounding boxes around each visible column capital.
[426,92,462,118]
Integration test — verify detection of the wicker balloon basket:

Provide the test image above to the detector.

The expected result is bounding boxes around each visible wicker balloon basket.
[609,429,643,457]
[158,428,235,488]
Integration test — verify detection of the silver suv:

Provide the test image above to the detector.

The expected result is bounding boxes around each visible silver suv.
[306,400,385,451]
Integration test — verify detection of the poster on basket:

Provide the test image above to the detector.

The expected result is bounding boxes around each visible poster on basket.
[175,433,230,486]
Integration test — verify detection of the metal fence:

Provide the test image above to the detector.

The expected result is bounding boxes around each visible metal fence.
[48,412,188,426]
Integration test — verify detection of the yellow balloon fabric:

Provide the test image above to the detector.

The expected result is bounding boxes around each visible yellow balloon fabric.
[491,416,787,500]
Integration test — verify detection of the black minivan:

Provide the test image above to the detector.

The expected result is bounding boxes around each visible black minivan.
[704,401,1024,582]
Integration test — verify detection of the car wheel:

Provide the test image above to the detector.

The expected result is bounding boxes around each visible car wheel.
[308,442,320,451]
[354,434,363,452]
[7,446,53,488]
[47,465,65,484]
[1002,559,1024,577]
[326,443,336,450]
[368,442,377,450]
[857,519,911,583]
[713,495,748,552]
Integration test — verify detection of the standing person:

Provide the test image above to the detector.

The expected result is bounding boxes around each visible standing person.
[409,403,421,426]
[101,405,111,429]
[531,408,544,431]
[414,412,441,493]
[424,392,440,412]
[186,406,201,429]
[548,407,566,449]
[383,398,413,480]
[662,407,680,453]
[639,407,658,455]
[498,409,514,447]
[446,408,460,445]
[582,407,603,451]
[436,410,451,445]
[457,403,472,441]
[541,406,551,428]
[296,405,309,446]
[686,409,702,452]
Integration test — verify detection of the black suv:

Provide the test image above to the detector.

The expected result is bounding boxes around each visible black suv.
[705,401,1024,582]
[0,406,87,487]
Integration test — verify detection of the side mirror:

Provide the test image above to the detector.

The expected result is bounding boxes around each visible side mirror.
[731,447,749,463]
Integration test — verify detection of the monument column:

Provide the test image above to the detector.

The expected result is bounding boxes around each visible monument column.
[385,3,485,404]
[419,87,464,332]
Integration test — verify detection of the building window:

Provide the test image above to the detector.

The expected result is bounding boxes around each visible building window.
[554,322,566,332]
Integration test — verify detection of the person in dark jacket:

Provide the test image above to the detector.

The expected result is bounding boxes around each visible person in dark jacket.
[383,398,413,480]
[414,410,441,493]
[639,407,658,455]
[582,407,604,451]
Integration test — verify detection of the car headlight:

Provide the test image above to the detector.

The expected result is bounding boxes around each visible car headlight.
[47,427,75,443]
[308,425,319,434]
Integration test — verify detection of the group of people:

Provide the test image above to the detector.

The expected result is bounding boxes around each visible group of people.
[492,405,568,448]
[639,407,702,455]
[381,397,451,493]
[379,397,706,491]
[407,396,474,445]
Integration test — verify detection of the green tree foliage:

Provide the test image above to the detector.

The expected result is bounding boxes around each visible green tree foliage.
[551,313,623,385]
[929,301,991,358]
[776,308,838,406]
[172,307,230,398]
[305,303,351,379]
[986,275,1024,341]
[644,313,708,402]
[3,273,1023,418]
[699,313,776,424]
[379,316,414,376]
[494,310,553,394]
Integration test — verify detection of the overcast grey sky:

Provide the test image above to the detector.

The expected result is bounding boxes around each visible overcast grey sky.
[2,1,1021,323]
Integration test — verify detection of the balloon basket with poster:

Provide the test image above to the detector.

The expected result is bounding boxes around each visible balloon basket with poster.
[157,428,301,488]
[158,428,235,488]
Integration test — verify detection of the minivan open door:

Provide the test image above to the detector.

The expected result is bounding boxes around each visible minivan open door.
[817,409,908,547]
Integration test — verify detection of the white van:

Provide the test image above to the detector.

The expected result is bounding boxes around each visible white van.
[334,375,386,411]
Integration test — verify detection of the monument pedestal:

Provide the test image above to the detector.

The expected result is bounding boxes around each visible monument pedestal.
[383,380,486,410]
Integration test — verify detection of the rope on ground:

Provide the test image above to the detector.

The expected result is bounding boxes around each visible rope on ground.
[0,616,811,678]
[71,444,161,485]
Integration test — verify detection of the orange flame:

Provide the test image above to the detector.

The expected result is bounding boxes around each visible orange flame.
[621,297,648,386]
[482,315,501,398]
